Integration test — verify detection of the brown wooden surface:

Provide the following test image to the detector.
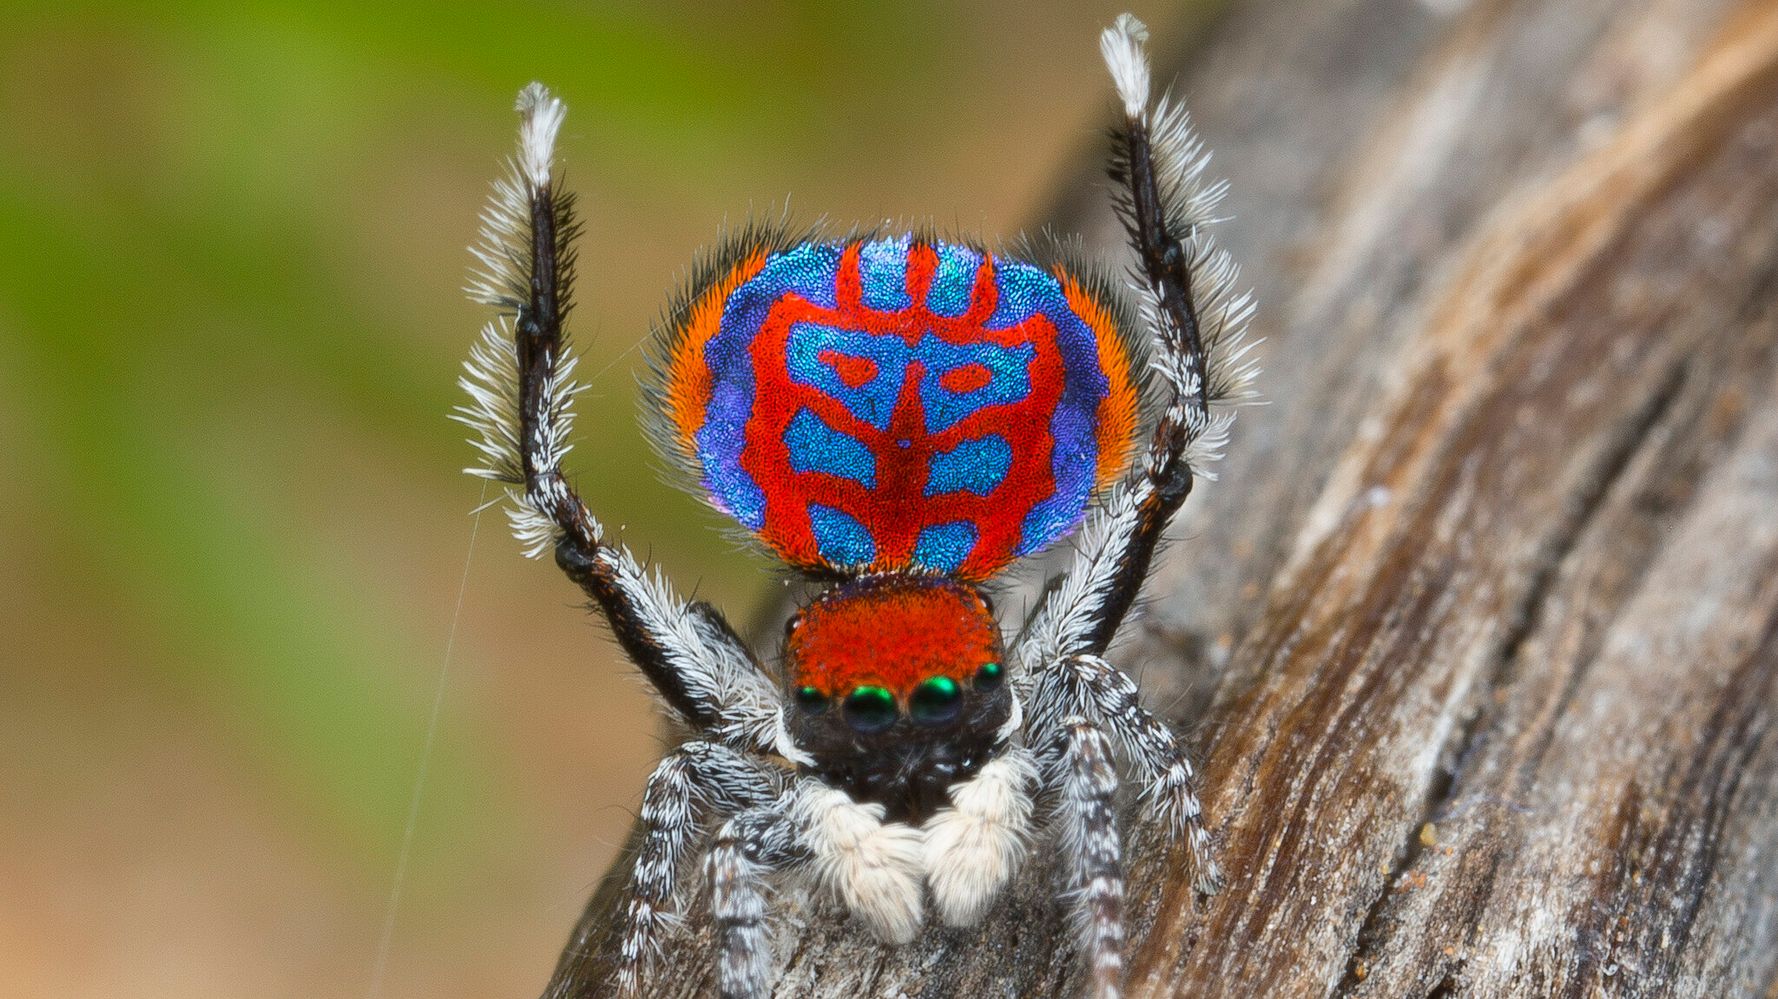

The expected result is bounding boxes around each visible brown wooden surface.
[545,0,1778,995]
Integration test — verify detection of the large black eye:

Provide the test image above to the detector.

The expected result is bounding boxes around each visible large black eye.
[974,661,1004,691]
[843,685,898,733]
[910,676,962,725]
[794,685,827,714]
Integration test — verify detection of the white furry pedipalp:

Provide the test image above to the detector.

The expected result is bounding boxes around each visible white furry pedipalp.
[795,787,925,943]
[923,749,1039,926]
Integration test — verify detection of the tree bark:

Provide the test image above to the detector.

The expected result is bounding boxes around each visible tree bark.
[544,0,1778,995]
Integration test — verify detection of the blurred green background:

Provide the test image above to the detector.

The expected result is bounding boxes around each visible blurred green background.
[0,2,1199,995]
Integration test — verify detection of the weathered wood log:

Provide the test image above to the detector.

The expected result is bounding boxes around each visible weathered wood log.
[544,0,1778,995]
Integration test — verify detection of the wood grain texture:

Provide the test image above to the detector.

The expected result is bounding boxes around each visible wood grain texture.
[544,0,1778,995]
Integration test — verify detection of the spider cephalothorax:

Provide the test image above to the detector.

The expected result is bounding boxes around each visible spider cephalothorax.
[459,14,1257,999]
[784,575,1012,821]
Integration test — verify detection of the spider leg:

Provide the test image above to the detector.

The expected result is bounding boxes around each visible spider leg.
[460,86,793,759]
[708,801,809,999]
[1049,718,1126,999]
[614,742,786,996]
[1037,654,1222,894]
[1017,17,1256,669]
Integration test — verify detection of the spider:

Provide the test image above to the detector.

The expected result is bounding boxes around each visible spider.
[457,14,1256,999]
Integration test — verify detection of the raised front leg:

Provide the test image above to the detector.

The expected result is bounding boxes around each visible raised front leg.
[459,85,788,756]
[1017,16,1257,670]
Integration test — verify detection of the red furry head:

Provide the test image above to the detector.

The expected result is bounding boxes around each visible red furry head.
[787,576,999,700]
[783,575,1011,820]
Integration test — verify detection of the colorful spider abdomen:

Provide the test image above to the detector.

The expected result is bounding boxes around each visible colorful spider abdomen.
[658,234,1140,581]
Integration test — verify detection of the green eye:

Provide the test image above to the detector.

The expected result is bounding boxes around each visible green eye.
[843,685,897,733]
[910,676,962,725]
[975,661,1004,691]
[794,685,827,713]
